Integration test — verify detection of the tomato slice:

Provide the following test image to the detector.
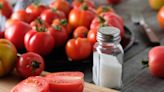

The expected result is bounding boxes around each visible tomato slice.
[45,72,84,92]
[10,76,49,92]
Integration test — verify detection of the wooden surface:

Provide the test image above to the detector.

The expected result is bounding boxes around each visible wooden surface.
[0,72,119,92]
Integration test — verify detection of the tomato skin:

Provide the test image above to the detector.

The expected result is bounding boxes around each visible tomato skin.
[40,9,66,25]
[73,26,88,38]
[0,0,13,19]
[11,10,33,23]
[48,25,68,47]
[26,4,48,21]
[45,72,84,92]
[87,29,97,46]
[24,29,55,56]
[10,76,49,92]
[148,46,164,78]
[66,38,92,61]
[69,7,96,29]
[96,5,114,15]
[49,0,72,16]
[72,0,95,9]
[30,18,50,30]
[157,6,164,29]
[0,39,17,77]
[16,52,45,78]
[4,21,32,50]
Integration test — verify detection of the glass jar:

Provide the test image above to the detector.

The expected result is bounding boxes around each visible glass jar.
[92,26,124,89]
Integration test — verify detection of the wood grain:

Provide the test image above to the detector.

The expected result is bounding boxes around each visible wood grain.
[0,72,119,92]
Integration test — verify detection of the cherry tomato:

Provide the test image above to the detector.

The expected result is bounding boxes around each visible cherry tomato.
[0,0,12,19]
[45,72,84,92]
[10,76,49,92]
[4,20,32,50]
[16,52,45,78]
[73,26,88,38]
[49,0,72,16]
[24,28,55,56]
[157,6,164,29]
[26,4,48,21]
[40,8,66,25]
[69,5,96,29]
[52,19,73,36]
[48,25,67,47]
[148,46,164,78]
[72,0,95,9]
[66,38,92,61]
[11,10,33,23]
[87,29,97,46]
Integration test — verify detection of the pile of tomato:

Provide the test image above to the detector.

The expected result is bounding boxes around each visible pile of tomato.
[0,0,125,61]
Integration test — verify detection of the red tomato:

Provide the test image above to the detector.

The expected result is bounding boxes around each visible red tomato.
[24,28,55,56]
[157,6,164,29]
[0,0,12,19]
[107,0,122,4]
[72,0,95,9]
[73,26,89,38]
[5,19,20,28]
[40,9,66,25]
[66,38,92,61]
[10,76,49,92]
[48,25,67,47]
[11,10,33,23]
[26,4,48,21]
[52,19,73,36]
[45,72,84,92]
[4,20,32,50]
[49,0,72,16]
[69,5,96,29]
[87,29,97,46]
[16,52,45,78]
[148,46,164,78]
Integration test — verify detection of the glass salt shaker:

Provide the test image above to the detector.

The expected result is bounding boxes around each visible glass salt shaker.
[92,26,124,89]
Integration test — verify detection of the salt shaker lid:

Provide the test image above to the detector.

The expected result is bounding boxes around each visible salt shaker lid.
[97,26,121,42]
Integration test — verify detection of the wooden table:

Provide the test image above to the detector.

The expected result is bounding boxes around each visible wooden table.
[0,72,119,92]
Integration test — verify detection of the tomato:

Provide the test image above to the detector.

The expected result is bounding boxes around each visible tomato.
[90,12,125,38]
[16,52,45,78]
[96,5,114,15]
[11,10,33,23]
[4,20,32,50]
[30,18,49,30]
[24,28,55,56]
[72,0,95,9]
[0,39,17,77]
[73,26,88,38]
[107,0,122,4]
[148,46,164,78]
[26,4,47,21]
[87,29,97,46]
[40,8,66,25]
[10,76,49,92]
[5,19,19,28]
[157,6,164,29]
[45,72,84,92]
[48,25,67,47]
[66,38,92,61]
[49,0,72,16]
[69,5,96,29]
[0,0,12,19]
[52,19,73,36]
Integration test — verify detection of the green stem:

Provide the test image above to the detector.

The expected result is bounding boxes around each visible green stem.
[81,4,88,10]
[60,19,68,26]
[53,25,62,31]
[31,61,40,73]
[0,3,3,9]
[141,60,149,69]
[98,16,105,23]
[77,0,84,3]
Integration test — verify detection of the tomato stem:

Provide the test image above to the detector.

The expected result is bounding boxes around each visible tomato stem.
[52,8,57,12]
[81,4,88,10]
[141,60,149,69]
[60,19,68,26]
[102,6,111,12]
[0,3,3,9]
[98,16,105,23]
[31,61,40,73]
[36,18,43,25]
[77,0,84,3]
[52,25,62,31]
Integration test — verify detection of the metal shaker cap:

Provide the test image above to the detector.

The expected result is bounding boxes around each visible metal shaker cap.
[97,26,121,42]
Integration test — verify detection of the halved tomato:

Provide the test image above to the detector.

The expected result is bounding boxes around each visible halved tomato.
[10,76,49,92]
[45,72,84,92]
